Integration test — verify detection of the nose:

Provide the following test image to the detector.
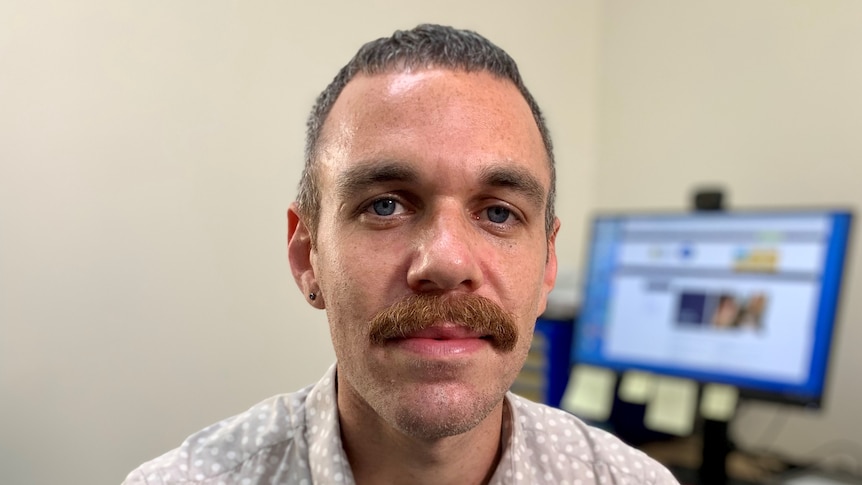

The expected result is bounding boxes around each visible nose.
[406,205,485,293]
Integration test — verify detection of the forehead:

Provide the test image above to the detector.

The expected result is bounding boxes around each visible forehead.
[316,68,549,192]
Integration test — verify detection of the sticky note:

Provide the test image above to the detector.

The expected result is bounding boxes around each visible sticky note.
[700,384,739,421]
[560,365,616,421]
[644,377,698,436]
[619,371,655,404]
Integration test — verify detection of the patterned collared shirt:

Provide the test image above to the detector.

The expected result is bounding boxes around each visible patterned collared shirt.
[123,365,679,484]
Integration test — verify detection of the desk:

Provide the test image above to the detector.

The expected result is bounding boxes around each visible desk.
[641,436,789,484]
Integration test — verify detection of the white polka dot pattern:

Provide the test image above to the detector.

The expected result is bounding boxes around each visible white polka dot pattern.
[487,393,679,484]
[122,365,679,484]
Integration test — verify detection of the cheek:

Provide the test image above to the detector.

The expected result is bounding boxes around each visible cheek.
[502,261,549,312]
[315,241,399,330]
[514,329,534,365]
[331,233,411,289]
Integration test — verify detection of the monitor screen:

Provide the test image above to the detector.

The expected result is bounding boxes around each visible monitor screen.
[573,209,853,407]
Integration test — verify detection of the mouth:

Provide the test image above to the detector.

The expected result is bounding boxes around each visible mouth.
[388,325,494,357]
[402,325,490,340]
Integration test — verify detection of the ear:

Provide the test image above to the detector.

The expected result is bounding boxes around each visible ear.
[536,217,561,317]
[287,202,324,308]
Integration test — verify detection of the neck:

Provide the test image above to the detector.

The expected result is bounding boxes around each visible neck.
[337,374,508,485]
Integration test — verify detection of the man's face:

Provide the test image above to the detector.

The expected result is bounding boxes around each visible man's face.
[289,68,559,440]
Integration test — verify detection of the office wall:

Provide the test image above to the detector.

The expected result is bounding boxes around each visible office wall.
[598,0,862,465]
[0,1,599,483]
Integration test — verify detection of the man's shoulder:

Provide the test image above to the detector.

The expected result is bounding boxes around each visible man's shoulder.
[123,384,315,485]
[506,393,679,484]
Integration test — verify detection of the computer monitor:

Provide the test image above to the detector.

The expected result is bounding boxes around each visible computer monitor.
[573,209,853,407]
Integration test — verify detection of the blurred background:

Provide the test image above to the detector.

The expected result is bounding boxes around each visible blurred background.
[1,1,860,483]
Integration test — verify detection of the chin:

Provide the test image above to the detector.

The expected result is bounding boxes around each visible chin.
[386,381,508,441]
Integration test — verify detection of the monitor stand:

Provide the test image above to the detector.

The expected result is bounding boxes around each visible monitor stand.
[692,188,731,485]
[699,417,732,485]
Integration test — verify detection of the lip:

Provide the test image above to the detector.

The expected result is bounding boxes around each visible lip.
[404,325,486,340]
[387,325,492,357]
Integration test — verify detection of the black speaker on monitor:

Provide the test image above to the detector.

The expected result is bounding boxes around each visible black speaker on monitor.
[693,188,725,212]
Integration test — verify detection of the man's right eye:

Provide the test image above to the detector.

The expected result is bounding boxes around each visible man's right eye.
[370,198,399,216]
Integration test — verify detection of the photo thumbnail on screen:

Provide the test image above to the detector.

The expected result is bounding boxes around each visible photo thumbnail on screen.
[677,291,769,331]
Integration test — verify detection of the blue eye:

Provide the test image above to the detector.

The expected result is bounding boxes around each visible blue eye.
[487,206,511,223]
[371,199,398,216]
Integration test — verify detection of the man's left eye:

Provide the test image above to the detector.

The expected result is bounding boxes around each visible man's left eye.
[486,206,511,224]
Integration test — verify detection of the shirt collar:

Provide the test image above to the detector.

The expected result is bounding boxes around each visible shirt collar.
[488,393,530,483]
[306,364,356,484]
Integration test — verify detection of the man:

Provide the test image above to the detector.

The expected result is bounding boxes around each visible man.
[124,24,679,484]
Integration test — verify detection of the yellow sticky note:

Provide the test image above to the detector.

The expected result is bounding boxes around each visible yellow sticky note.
[700,384,739,421]
[619,371,655,404]
[644,377,698,436]
[560,365,616,421]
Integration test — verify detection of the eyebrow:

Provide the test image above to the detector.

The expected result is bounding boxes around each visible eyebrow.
[335,161,420,199]
[334,160,547,209]
[478,165,547,210]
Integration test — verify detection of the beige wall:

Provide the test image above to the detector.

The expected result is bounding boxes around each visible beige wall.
[598,0,862,465]
[0,1,598,483]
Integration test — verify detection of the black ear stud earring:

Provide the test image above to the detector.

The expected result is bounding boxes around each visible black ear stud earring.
[309,292,317,301]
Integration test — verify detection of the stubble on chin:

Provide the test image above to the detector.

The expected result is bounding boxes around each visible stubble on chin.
[343,339,529,442]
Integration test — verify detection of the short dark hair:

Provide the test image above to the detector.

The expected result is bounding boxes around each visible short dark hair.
[297,24,556,238]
